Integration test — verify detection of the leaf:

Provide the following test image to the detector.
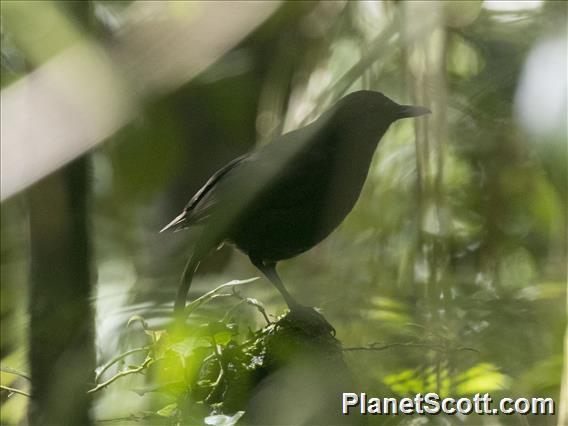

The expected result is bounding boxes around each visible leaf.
[145,329,166,343]
[169,336,211,356]
[204,411,245,426]
[127,315,149,330]
[447,33,485,78]
[455,363,511,394]
[157,403,177,417]
[213,331,232,346]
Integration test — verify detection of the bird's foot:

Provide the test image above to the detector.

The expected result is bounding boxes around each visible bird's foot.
[283,304,336,336]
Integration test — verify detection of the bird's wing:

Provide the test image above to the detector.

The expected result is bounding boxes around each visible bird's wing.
[160,154,250,232]
[196,122,335,215]
[163,116,332,232]
[245,126,333,210]
[182,154,250,225]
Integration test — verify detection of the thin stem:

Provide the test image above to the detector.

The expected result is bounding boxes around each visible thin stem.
[343,342,478,354]
[343,342,437,352]
[88,358,153,394]
[0,384,30,397]
[183,277,259,318]
[204,334,225,403]
[226,289,271,324]
[95,346,150,384]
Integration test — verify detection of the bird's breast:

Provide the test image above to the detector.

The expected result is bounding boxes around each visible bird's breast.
[228,139,376,262]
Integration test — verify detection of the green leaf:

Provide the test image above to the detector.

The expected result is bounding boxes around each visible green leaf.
[213,331,232,346]
[156,403,177,417]
[168,336,212,358]
[455,363,511,395]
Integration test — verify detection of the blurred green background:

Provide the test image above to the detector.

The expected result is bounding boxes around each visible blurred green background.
[1,1,566,425]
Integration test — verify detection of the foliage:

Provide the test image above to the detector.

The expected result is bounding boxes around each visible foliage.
[90,279,346,424]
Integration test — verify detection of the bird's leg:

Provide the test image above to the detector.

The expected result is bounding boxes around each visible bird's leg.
[252,259,301,311]
[251,258,335,336]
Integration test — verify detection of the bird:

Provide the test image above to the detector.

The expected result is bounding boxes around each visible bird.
[161,90,430,322]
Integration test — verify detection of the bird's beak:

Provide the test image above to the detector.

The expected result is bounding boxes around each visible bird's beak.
[397,105,431,119]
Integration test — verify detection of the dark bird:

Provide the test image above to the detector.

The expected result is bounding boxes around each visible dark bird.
[162,90,429,321]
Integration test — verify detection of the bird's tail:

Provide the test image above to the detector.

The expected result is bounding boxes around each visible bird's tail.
[174,255,200,315]
[160,211,188,233]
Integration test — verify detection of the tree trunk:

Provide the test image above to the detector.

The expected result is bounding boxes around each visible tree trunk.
[28,157,95,425]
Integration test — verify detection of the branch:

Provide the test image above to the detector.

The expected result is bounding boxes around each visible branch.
[184,277,259,318]
[226,288,271,324]
[343,341,479,354]
[88,357,153,394]
[454,346,480,354]
[343,341,441,352]
[0,384,31,397]
[95,346,151,384]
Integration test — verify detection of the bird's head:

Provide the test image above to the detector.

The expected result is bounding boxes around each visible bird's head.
[331,90,430,133]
